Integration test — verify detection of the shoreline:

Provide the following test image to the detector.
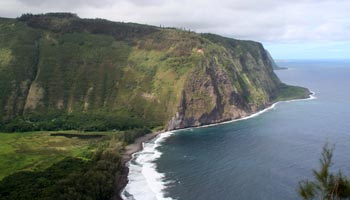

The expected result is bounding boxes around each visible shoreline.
[116,92,316,200]
[113,131,164,200]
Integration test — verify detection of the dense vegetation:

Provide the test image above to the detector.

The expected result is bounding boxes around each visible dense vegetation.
[0,13,309,133]
[0,149,120,200]
[0,14,194,131]
[0,128,150,200]
[0,111,154,132]
[299,144,350,200]
[272,84,310,102]
[18,13,158,40]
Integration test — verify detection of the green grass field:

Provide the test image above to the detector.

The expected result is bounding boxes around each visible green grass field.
[0,131,121,180]
[273,84,310,102]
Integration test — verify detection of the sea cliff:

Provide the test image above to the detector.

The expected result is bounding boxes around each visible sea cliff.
[0,13,309,132]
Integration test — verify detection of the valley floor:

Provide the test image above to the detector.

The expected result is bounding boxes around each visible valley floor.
[0,130,121,180]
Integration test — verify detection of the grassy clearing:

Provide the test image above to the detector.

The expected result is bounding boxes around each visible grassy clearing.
[273,84,310,102]
[0,130,121,180]
[0,48,12,68]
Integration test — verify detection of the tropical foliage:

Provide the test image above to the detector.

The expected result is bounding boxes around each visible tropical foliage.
[299,144,350,200]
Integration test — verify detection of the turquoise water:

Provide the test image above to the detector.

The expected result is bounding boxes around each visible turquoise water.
[154,61,350,200]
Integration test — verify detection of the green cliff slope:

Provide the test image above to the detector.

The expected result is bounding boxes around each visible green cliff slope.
[0,13,310,132]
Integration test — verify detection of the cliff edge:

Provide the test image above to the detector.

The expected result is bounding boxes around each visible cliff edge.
[0,13,310,132]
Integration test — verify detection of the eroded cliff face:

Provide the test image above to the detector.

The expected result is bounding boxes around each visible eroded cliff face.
[167,36,283,130]
[0,14,309,131]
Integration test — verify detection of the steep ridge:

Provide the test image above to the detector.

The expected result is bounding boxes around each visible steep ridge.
[0,13,310,132]
[168,34,283,129]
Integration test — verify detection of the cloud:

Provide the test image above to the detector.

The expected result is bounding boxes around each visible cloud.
[17,0,115,9]
[1,0,350,43]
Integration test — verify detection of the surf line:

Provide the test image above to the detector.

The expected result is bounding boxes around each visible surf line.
[121,91,316,200]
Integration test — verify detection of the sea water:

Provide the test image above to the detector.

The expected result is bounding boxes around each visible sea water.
[122,60,350,200]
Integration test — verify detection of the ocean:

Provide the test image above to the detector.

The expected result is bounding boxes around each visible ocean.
[122,60,350,200]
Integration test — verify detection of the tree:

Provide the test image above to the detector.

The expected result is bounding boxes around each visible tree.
[299,144,350,200]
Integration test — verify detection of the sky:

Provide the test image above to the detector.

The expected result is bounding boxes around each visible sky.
[1,0,349,59]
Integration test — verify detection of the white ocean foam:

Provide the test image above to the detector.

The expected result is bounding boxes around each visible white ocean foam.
[121,131,175,200]
[121,92,316,200]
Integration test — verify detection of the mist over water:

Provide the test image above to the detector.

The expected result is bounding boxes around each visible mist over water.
[154,61,350,200]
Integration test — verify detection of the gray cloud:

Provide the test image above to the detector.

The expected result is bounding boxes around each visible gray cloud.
[1,0,349,43]
[17,0,115,9]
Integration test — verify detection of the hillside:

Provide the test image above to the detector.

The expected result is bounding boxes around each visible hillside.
[0,13,310,132]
